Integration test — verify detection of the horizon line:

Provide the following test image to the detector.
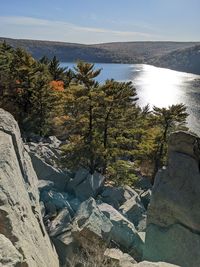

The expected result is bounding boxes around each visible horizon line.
[1,36,200,46]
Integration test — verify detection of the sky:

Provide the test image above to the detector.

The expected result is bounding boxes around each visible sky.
[0,0,199,44]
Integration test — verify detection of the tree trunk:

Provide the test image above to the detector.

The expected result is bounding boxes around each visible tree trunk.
[152,124,168,184]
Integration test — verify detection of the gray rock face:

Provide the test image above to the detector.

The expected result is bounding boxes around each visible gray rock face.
[0,234,24,267]
[140,189,152,210]
[72,198,113,247]
[38,179,55,193]
[119,195,146,231]
[100,185,138,209]
[133,262,179,267]
[30,153,68,191]
[144,131,200,267]
[104,248,137,266]
[98,203,144,261]
[26,136,70,192]
[49,208,72,237]
[67,168,105,201]
[26,135,62,166]
[0,109,59,267]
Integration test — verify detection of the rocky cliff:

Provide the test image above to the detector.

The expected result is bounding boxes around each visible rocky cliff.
[0,109,59,266]
[1,108,195,267]
[144,131,200,267]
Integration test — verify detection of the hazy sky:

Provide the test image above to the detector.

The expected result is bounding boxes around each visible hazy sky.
[0,0,199,44]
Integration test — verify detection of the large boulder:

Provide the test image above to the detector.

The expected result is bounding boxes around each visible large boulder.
[144,131,200,267]
[26,136,70,191]
[98,202,144,261]
[100,185,138,209]
[26,135,62,163]
[0,109,59,266]
[132,262,179,267]
[67,168,105,201]
[27,140,61,166]
[29,153,68,191]
[104,248,137,266]
[49,213,78,266]
[40,189,81,218]
[72,198,113,248]
[49,208,72,237]
[119,195,146,231]
[50,198,113,266]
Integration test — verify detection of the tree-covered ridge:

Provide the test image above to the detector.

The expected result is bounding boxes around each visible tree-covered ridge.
[149,45,200,75]
[1,37,200,74]
[0,42,188,184]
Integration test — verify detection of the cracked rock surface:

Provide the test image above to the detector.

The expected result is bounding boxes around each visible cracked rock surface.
[0,109,59,267]
[144,131,200,267]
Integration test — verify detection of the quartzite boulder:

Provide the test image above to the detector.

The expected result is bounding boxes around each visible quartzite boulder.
[119,195,146,231]
[144,131,200,267]
[0,109,59,266]
[133,262,179,267]
[30,153,68,191]
[100,185,138,209]
[67,168,105,201]
[72,198,113,249]
[104,248,137,266]
[98,202,144,260]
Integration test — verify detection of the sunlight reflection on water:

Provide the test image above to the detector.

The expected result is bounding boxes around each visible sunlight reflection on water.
[133,65,181,107]
[61,62,200,134]
[131,64,200,134]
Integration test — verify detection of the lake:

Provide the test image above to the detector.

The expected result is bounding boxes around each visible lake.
[61,62,200,135]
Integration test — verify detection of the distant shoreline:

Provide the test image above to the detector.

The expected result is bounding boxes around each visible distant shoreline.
[1,36,200,75]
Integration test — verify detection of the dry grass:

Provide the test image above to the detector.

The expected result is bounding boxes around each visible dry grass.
[67,243,120,267]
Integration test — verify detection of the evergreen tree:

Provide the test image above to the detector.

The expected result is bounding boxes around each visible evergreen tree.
[48,56,67,81]
[26,63,56,136]
[96,79,139,173]
[0,43,58,136]
[0,42,15,101]
[152,104,188,181]
[62,63,141,184]
[63,62,101,173]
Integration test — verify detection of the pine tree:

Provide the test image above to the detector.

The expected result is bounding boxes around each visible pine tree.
[152,104,188,181]
[48,56,67,81]
[62,62,101,173]
[62,63,141,184]
[26,63,56,136]
[96,79,139,173]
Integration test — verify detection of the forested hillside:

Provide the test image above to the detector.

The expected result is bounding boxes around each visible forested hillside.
[0,37,199,74]
[0,42,189,182]
[149,45,200,74]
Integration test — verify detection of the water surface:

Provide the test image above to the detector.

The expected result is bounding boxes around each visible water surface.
[61,62,200,134]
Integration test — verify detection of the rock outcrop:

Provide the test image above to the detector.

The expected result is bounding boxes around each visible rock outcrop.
[100,184,138,209]
[133,262,179,267]
[0,109,59,267]
[104,248,137,266]
[67,168,105,201]
[2,108,192,267]
[144,131,200,267]
[98,202,144,260]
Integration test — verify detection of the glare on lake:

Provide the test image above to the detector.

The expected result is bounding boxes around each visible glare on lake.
[133,65,182,107]
[132,64,200,134]
[61,62,200,134]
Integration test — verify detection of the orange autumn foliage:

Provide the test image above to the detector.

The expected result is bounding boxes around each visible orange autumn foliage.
[15,88,23,94]
[50,80,64,92]
[16,79,21,84]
